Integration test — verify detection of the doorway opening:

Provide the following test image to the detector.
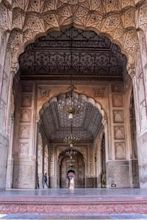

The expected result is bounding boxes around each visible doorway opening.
[37,91,106,188]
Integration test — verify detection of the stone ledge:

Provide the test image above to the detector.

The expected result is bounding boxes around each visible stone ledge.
[0,197,147,214]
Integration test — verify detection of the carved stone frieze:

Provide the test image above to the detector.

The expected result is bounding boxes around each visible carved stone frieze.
[0,0,141,72]
[19,27,126,81]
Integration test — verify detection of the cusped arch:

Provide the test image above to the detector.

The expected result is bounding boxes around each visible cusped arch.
[7,0,141,73]
[58,148,85,165]
[39,91,106,123]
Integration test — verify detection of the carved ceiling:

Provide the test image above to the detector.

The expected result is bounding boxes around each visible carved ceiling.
[0,0,146,72]
[39,92,103,143]
[19,27,127,80]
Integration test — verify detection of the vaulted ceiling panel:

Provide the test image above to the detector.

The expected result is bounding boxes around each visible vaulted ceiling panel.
[19,27,127,81]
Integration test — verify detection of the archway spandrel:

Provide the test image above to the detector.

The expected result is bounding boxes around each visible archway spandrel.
[74,5,89,21]
[121,0,135,8]
[138,2,147,27]
[101,14,122,34]
[42,13,59,31]
[42,0,57,12]
[8,0,142,75]
[23,14,45,32]
[121,7,136,29]
[123,30,139,54]
[85,12,103,29]
[12,8,25,30]
[12,0,29,11]
[89,0,103,12]
[27,0,44,13]
[0,2,11,31]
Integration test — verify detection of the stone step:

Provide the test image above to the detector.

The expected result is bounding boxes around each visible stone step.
[1,214,147,220]
[1,189,147,218]
[1,196,147,216]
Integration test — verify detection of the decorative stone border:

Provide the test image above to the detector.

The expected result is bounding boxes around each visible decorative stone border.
[0,197,147,214]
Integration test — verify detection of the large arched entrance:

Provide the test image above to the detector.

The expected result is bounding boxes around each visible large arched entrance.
[6,25,141,189]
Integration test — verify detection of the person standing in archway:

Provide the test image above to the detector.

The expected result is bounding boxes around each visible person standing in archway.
[43,172,48,188]
[67,171,75,190]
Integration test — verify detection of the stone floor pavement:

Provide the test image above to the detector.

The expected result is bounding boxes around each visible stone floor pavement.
[0,213,147,220]
[1,188,147,198]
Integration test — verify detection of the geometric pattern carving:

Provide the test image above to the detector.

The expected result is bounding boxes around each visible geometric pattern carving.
[2,0,142,72]
[19,27,127,81]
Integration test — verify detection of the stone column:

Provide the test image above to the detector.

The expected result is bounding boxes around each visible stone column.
[37,132,43,188]
[6,108,14,189]
[137,1,147,102]
[13,82,36,189]
[132,51,147,187]
[49,146,56,188]
[0,33,12,189]
[42,144,45,188]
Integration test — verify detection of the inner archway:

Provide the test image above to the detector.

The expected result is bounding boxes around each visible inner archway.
[59,149,85,188]
[37,91,106,188]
